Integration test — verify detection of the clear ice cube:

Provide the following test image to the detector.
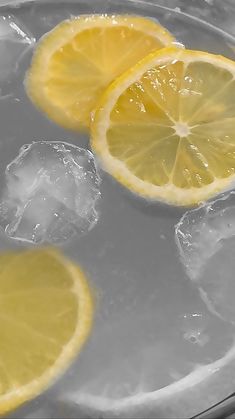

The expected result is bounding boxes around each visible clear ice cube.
[0,14,35,93]
[175,192,235,323]
[0,141,101,244]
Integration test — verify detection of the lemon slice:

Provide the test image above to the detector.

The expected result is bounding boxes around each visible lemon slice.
[74,341,235,418]
[92,47,235,206]
[25,15,174,130]
[0,248,93,414]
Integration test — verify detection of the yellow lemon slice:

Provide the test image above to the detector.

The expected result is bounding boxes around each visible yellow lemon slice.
[25,15,174,131]
[0,248,93,414]
[92,47,235,206]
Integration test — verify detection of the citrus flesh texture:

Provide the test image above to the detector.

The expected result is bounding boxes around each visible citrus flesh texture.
[0,248,93,414]
[25,15,174,130]
[92,47,235,206]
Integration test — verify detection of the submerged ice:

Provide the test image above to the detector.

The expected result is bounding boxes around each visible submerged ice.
[0,14,35,93]
[175,192,235,323]
[0,141,101,244]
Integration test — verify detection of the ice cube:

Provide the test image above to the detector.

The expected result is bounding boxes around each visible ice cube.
[175,192,235,323]
[181,312,210,347]
[0,141,101,244]
[0,14,35,93]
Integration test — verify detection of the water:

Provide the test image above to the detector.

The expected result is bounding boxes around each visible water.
[176,192,235,325]
[0,1,235,418]
[0,141,100,244]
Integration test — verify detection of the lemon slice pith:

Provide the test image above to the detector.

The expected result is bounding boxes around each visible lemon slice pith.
[25,14,174,131]
[92,46,235,206]
[0,248,93,414]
